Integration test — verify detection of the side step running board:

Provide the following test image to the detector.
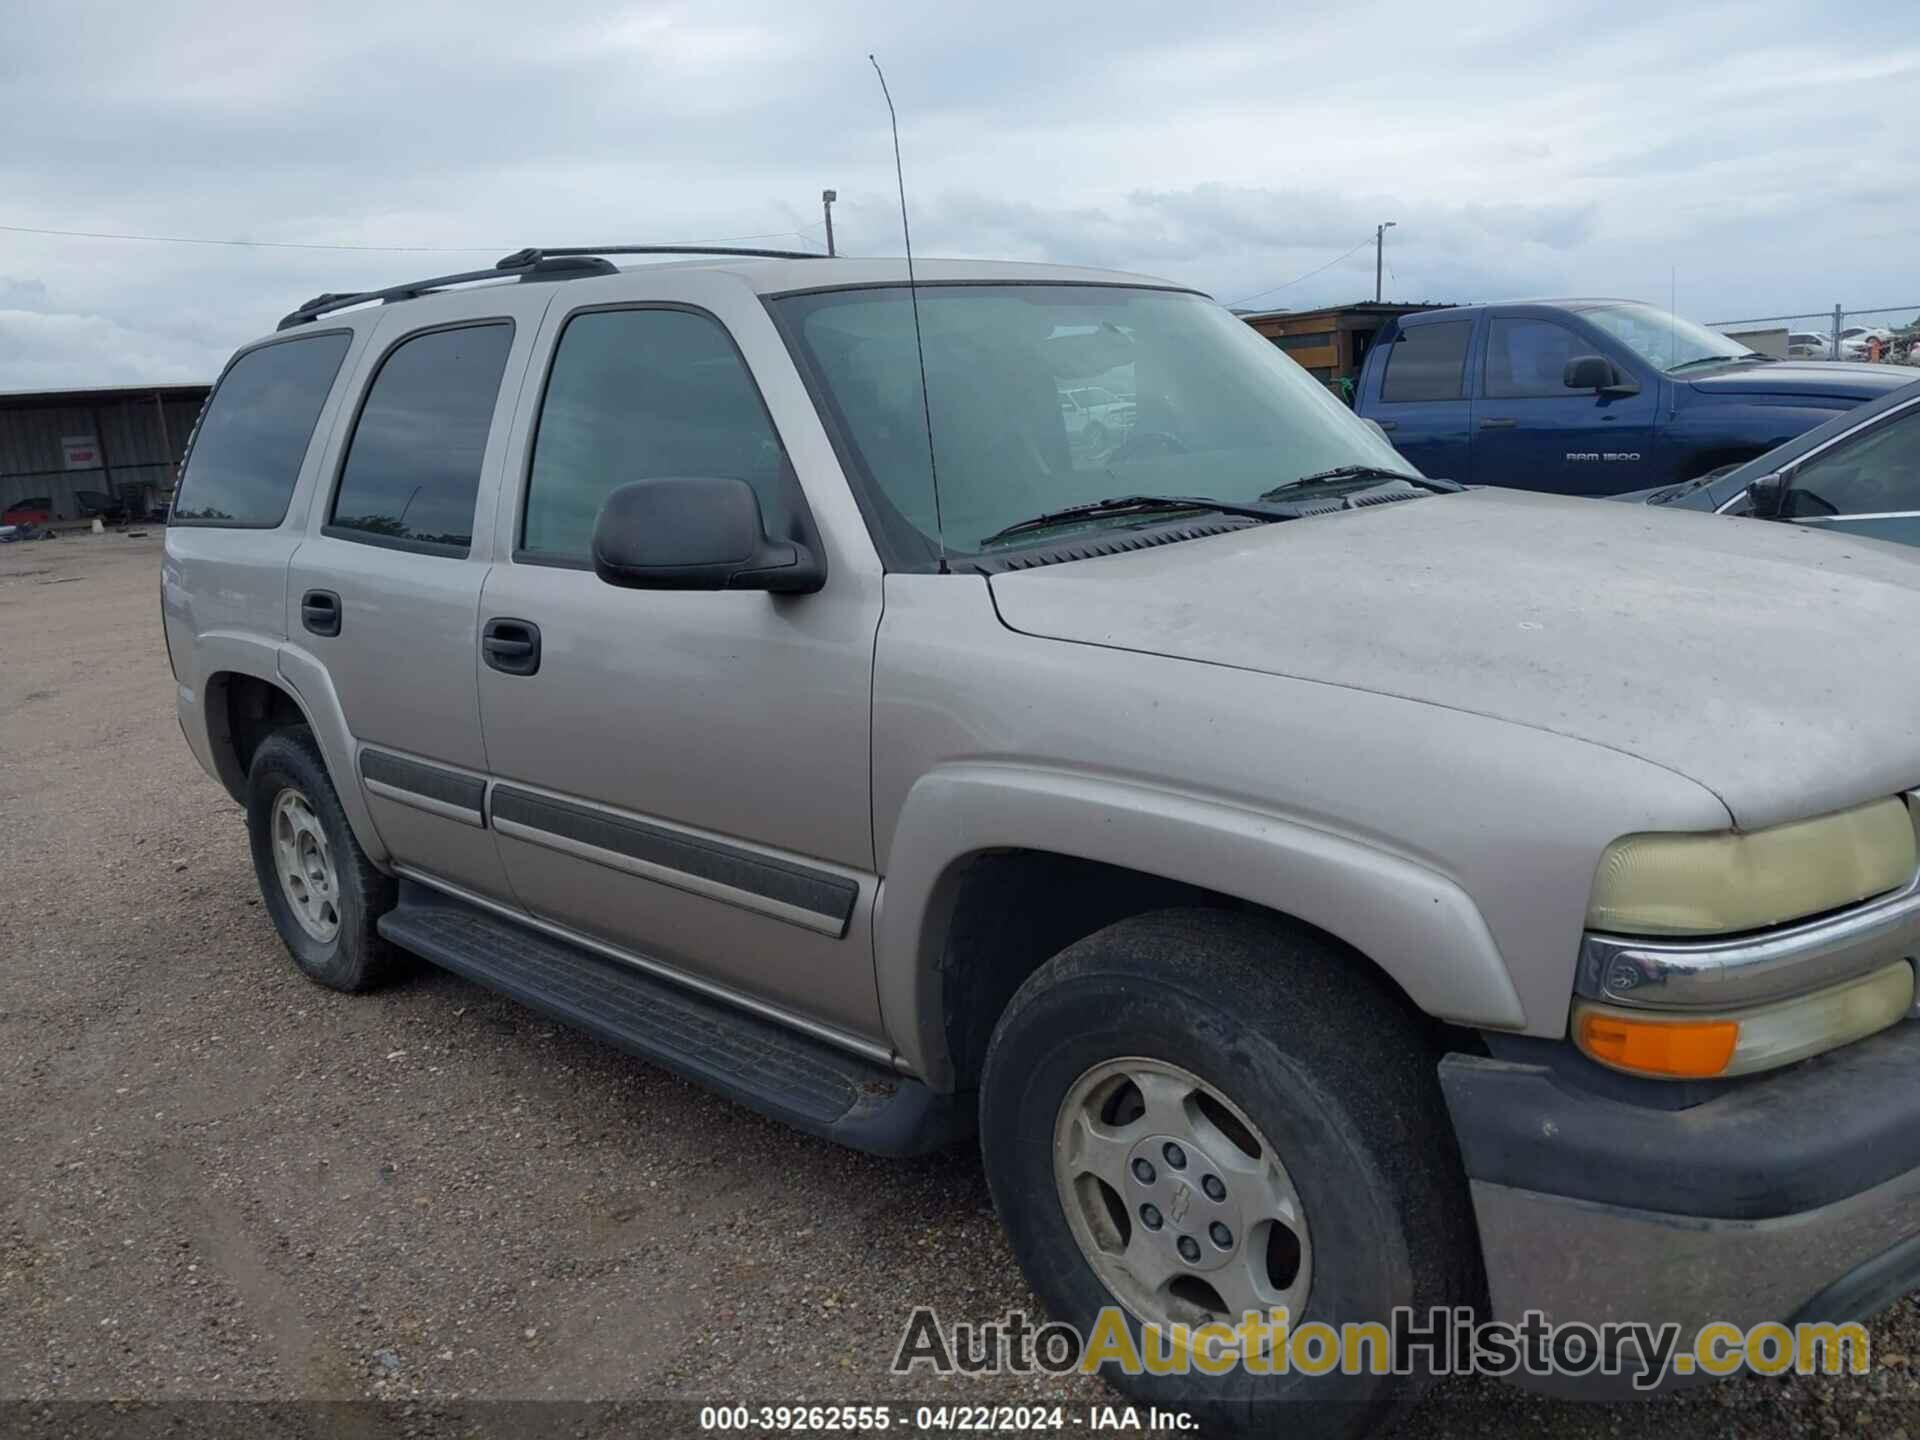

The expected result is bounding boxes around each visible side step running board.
[379,882,968,1157]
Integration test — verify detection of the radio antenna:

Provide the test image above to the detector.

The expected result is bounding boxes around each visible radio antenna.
[869,54,946,569]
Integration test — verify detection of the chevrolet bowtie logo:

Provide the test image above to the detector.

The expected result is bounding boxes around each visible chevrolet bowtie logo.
[1169,1180,1193,1224]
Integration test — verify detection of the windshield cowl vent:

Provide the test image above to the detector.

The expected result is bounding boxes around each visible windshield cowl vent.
[1348,486,1419,507]
[1283,486,1423,519]
[976,518,1260,574]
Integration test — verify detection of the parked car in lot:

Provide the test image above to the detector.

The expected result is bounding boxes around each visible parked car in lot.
[164,248,1920,1438]
[1059,384,1135,454]
[74,489,129,525]
[1,496,53,526]
[1787,330,1831,358]
[1834,326,1900,361]
[1351,299,1909,495]
[1620,376,1920,545]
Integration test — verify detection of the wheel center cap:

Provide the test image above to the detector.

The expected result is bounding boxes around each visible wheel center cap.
[1126,1133,1239,1274]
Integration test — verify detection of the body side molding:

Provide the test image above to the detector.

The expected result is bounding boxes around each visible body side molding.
[489,784,859,937]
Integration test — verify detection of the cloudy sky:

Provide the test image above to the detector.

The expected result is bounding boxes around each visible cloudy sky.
[2,0,1915,389]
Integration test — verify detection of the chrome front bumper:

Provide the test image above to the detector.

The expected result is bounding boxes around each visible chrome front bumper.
[1577,872,1920,1010]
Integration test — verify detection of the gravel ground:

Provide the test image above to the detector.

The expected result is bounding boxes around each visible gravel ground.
[3,533,1919,1439]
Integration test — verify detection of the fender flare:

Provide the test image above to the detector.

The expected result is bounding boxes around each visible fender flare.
[875,762,1525,1088]
[192,632,387,865]
[273,642,387,864]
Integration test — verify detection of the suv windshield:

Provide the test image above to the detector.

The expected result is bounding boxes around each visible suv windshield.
[773,284,1411,564]
[1573,301,1756,373]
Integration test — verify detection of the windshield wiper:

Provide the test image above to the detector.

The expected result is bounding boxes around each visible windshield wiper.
[1260,465,1460,501]
[977,494,1286,547]
[1647,471,1729,504]
[1668,352,1771,373]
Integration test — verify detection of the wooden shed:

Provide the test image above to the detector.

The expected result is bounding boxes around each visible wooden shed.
[1238,301,1454,399]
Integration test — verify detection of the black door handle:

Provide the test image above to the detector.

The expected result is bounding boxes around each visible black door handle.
[301,589,341,637]
[482,617,541,676]
[1479,417,1518,429]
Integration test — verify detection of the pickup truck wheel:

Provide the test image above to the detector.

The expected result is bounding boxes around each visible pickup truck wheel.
[979,909,1475,1439]
[245,727,398,992]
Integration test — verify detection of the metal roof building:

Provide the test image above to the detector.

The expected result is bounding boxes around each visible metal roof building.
[0,383,208,519]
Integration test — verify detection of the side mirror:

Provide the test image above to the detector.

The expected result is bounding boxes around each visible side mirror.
[1744,471,1788,519]
[591,477,824,594]
[1563,354,1638,395]
[1563,355,1612,390]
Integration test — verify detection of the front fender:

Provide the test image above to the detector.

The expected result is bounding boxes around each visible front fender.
[875,761,1525,1088]
[1664,397,1846,476]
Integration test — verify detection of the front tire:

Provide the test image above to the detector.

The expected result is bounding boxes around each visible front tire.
[979,909,1478,1439]
[246,727,398,992]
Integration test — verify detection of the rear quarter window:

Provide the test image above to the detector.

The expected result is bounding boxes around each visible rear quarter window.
[171,331,352,526]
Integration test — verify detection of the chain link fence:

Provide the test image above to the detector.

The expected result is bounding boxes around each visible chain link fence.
[1710,304,1920,365]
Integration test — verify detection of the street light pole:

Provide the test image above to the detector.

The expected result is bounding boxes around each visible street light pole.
[1375,220,1396,303]
[822,189,838,257]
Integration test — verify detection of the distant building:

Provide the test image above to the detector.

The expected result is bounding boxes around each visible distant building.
[1716,326,1790,358]
[0,383,208,519]
[1238,302,1453,396]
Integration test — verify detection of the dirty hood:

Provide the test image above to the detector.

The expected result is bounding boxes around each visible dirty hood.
[989,489,1920,828]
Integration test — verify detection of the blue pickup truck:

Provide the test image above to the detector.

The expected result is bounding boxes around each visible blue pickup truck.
[1351,299,1911,495]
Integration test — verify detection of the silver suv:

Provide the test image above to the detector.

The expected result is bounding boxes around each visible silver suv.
[163,246,1920,1436]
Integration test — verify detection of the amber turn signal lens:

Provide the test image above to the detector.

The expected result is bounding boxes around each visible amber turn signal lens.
[1574,962,1913,1080]
[1575,1011,1739,1079]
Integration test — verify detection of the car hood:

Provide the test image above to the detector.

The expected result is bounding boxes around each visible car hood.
[989,489,1920,829]
[1683,359,1910,401]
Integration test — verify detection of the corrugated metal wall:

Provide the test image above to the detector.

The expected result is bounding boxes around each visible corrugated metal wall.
[0,392,206,517]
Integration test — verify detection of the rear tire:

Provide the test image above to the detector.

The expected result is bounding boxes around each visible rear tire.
[980,909,1478,1440]
[245,727,398,992]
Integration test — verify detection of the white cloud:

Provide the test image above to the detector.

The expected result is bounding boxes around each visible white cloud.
[0,305,227,389]
[0,0,1915,386]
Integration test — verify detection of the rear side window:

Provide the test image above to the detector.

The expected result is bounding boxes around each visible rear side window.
[328,322,514,554]
[1485,318,1586,398]
[1380,321,1471,403]
[521,308,792,560]
[172,332,351,525]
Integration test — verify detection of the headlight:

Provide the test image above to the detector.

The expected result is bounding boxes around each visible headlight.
[1587,796,1916,937]
[1574,960,1913,1078]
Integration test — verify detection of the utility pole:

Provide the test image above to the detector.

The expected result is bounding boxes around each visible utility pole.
[822,189,838,257]
[1375,221,1396,303]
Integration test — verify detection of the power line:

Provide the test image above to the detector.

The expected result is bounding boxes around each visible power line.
[0,221,824,254]
[1223,235,1376,310]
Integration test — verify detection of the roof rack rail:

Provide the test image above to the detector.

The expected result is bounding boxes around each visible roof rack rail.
[496,244,824,267]
[275,254,617,331]
[276,244,825,331]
